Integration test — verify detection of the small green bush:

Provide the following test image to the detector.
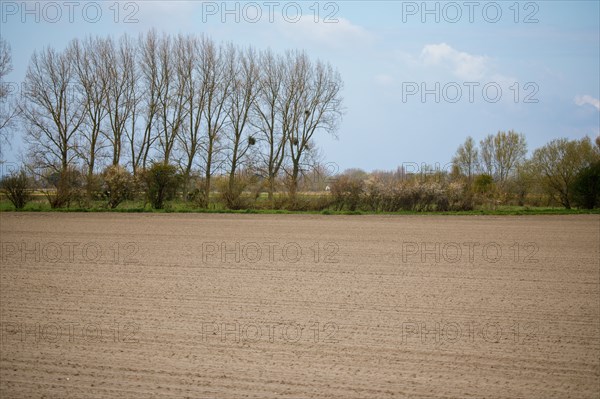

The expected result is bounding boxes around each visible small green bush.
[141,162,180,209]
[572,161,600,209]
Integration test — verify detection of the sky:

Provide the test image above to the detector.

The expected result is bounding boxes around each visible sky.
[1,0,599,173]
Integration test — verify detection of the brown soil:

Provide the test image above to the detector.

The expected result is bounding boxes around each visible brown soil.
[1,213,598,398]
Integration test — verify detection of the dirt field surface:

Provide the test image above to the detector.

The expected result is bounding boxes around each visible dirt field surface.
[0,213,598,398]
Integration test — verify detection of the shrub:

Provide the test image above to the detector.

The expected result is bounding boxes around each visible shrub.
[379,184,420,212]
[284,194,334,211]
[1,170,32,209]
[271,194,289,210]
[446,181,474,211]
[362,177,383,211]
[572,161,600,209]
[103,165,134,209]
[473,174,496,209]
[370,180,470,213]
[473,174,494,194]
[141,162,180,209]
[331,175,364,211]
[192,180,209,208]
[187,187,201,202]
[84,173,105,202]
[218,175,254,210]
[44,167,83,209]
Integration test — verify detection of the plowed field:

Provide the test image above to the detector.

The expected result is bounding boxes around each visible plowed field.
[1,213,598,398]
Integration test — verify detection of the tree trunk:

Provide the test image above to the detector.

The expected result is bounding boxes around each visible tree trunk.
[203,140,213,208]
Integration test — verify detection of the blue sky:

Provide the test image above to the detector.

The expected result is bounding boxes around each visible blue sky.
[1,0,599,172]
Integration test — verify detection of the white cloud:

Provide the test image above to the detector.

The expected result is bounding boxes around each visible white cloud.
[575,95,600,111]
[420,43,489,80]
[277,16,375,50]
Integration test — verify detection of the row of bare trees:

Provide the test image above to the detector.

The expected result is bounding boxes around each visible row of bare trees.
[17,30,343,205]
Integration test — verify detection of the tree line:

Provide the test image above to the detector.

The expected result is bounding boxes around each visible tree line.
[0,31,343,208]
[330,131,600,212]
[452,131,599,209]
[1,33,598,211]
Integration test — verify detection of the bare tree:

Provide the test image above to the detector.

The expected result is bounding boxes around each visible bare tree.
[452,136,479,182]
[0,39,11,94]
[103,34,138,167]
[284,51,343,200]
[176,34,207,200]
[198,38,233,206]
[0,38,19,158]
[124,73,143,175]
[480,130,527,185]
[223,45,260,198]
[254,50,286,203]
[479,135,494,177]
[22,46,86,173]
[71,37,108,184]
[136,29,162,170]
[155,33,188,164]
